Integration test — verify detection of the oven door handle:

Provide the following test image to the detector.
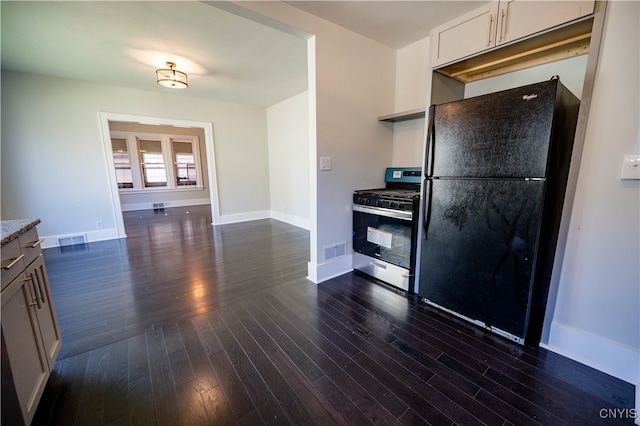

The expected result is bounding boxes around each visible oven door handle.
[353,205,413,221]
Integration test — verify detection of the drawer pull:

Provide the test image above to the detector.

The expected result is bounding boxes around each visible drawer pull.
[2,254,24,270]
[27,238,45,249]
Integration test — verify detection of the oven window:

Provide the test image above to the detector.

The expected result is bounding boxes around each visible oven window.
[353,211,413,268]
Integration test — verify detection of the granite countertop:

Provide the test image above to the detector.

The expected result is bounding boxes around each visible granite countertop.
[1,219,41,246]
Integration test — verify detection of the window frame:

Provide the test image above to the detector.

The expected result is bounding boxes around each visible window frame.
[110,131,204,193]
[111,137,135,189]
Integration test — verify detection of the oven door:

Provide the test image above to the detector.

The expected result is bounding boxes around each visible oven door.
[352,205,415,291]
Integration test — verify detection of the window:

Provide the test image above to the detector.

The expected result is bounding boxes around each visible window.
[110,131,202,192]
[173,141,197,186]
[111,138,133,188]
[139,139,167,188]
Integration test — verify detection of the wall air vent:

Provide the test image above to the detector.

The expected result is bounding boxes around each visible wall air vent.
[323,241,347,261]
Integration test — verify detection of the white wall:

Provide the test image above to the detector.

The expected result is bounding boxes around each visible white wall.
[464,55,588,99]
[266,91,310,229]
[228,2,397,282]
[394,38,431,113]
[1,71,271,243]
[544,0,639,387]
[392,37,431,167]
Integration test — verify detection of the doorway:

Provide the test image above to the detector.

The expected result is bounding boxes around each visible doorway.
[98,112,221,238]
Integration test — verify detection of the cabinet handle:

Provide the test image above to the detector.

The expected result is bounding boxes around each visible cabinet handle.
[25,275,38,307]
[486,14,493,46]
[2,254,24,270]
[28,273,42,309]
[498,9,507,42]
[33,268,47,306]
[27,238,45,249]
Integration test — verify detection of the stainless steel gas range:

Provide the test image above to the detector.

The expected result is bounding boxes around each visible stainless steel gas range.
[352,167,421,293]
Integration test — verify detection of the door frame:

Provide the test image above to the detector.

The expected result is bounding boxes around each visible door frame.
[98,112,221,238]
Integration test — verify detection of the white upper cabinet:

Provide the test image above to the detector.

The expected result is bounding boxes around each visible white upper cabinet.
[431,2,499,68]
[496,0,595,45]
[431,0,595,68]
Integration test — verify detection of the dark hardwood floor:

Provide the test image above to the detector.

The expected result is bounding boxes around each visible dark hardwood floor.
[32,205,635,425]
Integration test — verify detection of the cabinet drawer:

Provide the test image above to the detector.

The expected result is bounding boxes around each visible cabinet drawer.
[18,227,44,267]
[2,239,25,291]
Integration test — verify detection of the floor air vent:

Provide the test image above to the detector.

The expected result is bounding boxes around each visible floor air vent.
[59,235,88,252]
[323,241,346,261]
[153,203,166,212]
[58,234,86,248]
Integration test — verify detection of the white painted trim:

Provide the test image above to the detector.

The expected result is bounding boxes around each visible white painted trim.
[307,36,319,273]
[41,228,122,249]
[270,211,310,230]
[543,321,639,385]
[98,114,127,238]
[97,112,222,235]
[219,210,271,225]
[110,130,204,191]
[117,187,206,196]
[306,255,353,284]
[40,211,308,247]
[121,198,210,212]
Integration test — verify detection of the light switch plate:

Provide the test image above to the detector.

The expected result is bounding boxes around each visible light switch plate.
[620,154,640,179]
[320,156,332,171]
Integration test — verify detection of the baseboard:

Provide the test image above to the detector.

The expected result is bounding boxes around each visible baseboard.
[121,198,210,212]
[219,210,271,225]
[41,228,122,249]
[40,210,307,247]
[270,211,310,230]
[307,255,353,284]
[543,321,639,385]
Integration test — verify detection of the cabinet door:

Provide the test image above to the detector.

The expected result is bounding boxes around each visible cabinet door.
[1,273,49,425]
[431,1,499,67]
[497,0,595,46]
[28,255,62,369]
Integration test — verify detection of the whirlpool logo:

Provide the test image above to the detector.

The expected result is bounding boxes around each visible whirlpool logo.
[522,94,538,101]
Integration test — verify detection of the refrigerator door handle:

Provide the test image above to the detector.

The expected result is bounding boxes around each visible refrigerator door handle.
[425,104,436,177]
[422,179,432,240]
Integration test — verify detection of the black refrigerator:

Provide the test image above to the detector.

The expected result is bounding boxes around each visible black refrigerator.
[419,77,580,345]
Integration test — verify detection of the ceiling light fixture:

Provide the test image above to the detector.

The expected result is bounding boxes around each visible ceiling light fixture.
[156,62,188,89]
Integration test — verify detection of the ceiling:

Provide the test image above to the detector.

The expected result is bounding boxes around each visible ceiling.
[1,1,485,108]
[284,1,486,49]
